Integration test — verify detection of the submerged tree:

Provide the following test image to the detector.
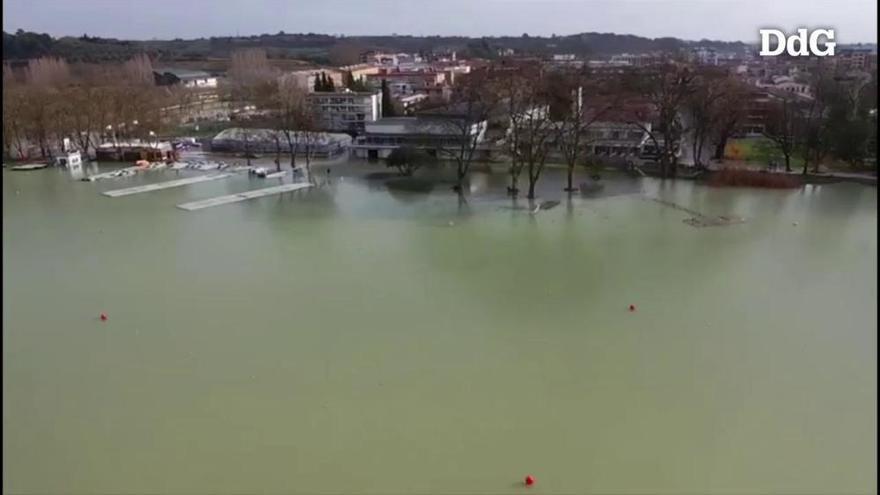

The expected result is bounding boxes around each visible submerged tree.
[551,70,618,192]
[762,95,800,172]
[434,68,500,194]
[622,64,695,178]
[386,146,425,176]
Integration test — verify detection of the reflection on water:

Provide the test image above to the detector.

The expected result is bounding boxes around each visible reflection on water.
[2,162,877,495]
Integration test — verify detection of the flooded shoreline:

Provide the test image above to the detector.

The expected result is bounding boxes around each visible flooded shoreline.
[3,159,876,494]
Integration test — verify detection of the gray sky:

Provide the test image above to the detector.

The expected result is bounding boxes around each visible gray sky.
[3,0,877,43]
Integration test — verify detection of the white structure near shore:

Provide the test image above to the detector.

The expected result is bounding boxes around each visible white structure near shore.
[307,90,383,133]
[210,128,352,157]
[352,116,487,160]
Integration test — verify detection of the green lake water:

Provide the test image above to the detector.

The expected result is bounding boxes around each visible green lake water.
[3,161,876,494]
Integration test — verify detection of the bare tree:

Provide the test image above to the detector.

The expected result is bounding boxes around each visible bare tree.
[762,94,800,172]
[434,69,499,193]
[2,66,30,159]
[496,70,531,196]
[228,48,275,87]
[25,57,70,87]
[20,57,71,158]
[711,84,751,161]
[329,42,366,66]
[227,49,276,166]
[552,70,618,192]
[122,53,154,86]
[686,69,729,169]
[622,64,694,178]
[269,77,311,170]
[517,84,555,200]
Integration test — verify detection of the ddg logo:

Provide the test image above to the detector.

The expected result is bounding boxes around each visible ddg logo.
[759,28,836,56]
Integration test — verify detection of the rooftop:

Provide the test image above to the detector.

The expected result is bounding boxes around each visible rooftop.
[154,68,213,80]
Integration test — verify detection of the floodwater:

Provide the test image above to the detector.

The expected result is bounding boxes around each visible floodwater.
[3,158,877,494]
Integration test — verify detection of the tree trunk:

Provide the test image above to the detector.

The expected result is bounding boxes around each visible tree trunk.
[713,136,728,160]
[527,179,537,199]
[287,138,297,169]
[565,164,574,192]
[455,162,466,192]
[244,133,251,167]
[784,154,791,172]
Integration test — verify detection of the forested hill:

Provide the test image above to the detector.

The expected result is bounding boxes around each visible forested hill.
[2,29,754,64]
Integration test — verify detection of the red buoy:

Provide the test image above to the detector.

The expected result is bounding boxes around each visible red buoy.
[629,304,636,312]
[524,475,535,486]
[100,312,108,321]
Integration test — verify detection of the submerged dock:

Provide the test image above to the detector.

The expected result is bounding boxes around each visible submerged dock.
[102,174,233,197]
[176,182,313,211]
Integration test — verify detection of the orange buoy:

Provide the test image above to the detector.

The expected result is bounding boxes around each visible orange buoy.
[100,312,108,321]
[524,475,535,486]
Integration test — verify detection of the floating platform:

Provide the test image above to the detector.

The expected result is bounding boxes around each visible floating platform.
[11,163,49,171]
[102,174,232,197]
[176,182,313,211]
[82,166,139,182]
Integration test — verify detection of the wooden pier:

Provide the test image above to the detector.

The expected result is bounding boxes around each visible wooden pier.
[102,174,233,197]
[176,182,313,211]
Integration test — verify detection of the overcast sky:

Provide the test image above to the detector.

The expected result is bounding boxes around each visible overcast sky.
[3,0,877,43]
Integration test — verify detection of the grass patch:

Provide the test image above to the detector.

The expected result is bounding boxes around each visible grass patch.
[725,137,805,168]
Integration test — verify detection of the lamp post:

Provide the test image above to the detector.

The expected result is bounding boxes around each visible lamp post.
[106,125,118,148]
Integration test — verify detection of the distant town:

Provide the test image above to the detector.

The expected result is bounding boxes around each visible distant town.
[3,29,877,195]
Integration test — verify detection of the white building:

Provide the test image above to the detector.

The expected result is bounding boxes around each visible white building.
[756,75,812,98]
[307,90,383,133]
[690,47,719,66]
[153,69,218,88]
[399,93,429,114]
[352,116,487,160]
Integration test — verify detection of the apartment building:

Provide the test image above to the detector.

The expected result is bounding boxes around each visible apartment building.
[307,90,382,134]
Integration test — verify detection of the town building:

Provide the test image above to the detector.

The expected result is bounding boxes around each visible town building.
[153,68,218,88]
[365,70,447,97]
[690,47,719,66]
[755,75,812,98]
[399,93,430,114]
[835,48,877,71]
[95,140,176,162]
[210,127,351,157]
[739,88,774,135]
[352,115,487,160]
[281,68,345,92]
[339,63,381,82]
[307,90,383,134]
[584,121,652,157]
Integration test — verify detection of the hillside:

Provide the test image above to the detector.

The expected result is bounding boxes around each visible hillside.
[3,29,753,66]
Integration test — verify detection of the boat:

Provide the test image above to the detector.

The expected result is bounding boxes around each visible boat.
[11,163,48,171]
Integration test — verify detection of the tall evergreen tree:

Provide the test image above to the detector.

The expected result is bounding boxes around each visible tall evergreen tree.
[313,72,321,92]
[326,73,335,91]
[381,79,396,117]
[343,70,355,89]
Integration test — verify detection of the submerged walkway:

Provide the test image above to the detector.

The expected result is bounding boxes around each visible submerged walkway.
[102,174,233,197]
[176,183,313,211]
